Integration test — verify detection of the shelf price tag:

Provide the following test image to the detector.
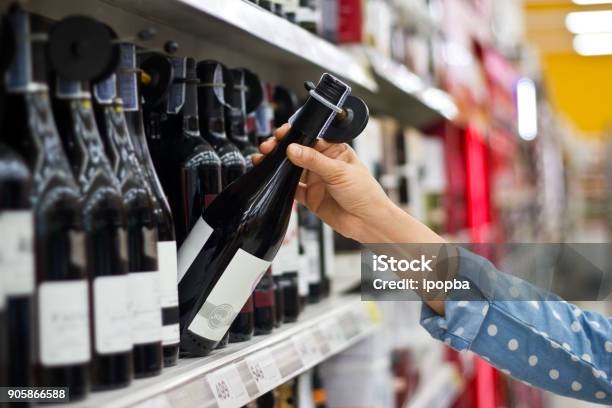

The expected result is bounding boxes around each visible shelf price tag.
[245,349,282,393]
[318,318,346,352]
[292,329,322,368]
[206,364,250,408]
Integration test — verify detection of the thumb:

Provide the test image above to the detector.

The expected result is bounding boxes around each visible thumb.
[287,143,342,183]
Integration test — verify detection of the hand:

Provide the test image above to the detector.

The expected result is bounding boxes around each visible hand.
[253,124,395,243]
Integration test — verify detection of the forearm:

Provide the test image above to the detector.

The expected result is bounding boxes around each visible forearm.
[358,201,448,315]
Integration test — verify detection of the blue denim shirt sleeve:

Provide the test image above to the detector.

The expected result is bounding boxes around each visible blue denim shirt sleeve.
[420,247,612,404]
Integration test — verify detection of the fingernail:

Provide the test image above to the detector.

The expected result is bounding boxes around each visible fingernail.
[288,144,302,157]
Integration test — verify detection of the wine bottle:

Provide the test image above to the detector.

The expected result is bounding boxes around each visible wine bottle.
[195,60,250,345]
[125,48,181,367]
[106,45,166,378]
[178,73,358,356]
[0,264,5,392]
[253,267,276,335]
[4,11,90,399]
[273,201,300,324]
[143,55,222,248]
[272,85,299,128]
[0,143,33,391]
[297,231,310,310]
[253,81,274,147]
[49,24,136,391]
[318,223,334,298]
[298,205,321,304]
[225,68,263,170]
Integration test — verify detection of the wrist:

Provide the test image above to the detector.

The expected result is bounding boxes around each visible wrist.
[357,200,445,244]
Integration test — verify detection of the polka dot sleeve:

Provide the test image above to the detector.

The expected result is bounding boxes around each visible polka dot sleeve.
[420,247,612,404]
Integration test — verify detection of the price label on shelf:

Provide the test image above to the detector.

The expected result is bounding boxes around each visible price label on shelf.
[245,349,282,393]
[318,318,346,352]
[206,364,250,408]
[292,330,323,367]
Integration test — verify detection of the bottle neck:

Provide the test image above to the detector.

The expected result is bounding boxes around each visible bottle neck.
[226,72,249,143]
[198,83,227,142]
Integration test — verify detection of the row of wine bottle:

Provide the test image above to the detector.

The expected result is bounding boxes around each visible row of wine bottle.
[0,8,348,402]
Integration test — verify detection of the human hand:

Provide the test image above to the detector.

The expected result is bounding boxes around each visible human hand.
[253,124,395,243]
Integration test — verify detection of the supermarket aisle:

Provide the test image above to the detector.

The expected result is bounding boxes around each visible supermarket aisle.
[0,0,609,407]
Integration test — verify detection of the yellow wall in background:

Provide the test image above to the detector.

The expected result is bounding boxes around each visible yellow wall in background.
[541,53,612,136]
[524,1,612,138]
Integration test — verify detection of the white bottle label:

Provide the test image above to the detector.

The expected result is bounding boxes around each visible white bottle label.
[0,211,34,296]
[158,241,180,346]
[38,280,90,366]
[188,249,270,342]
[178,218,214,282]
[298,255,310,297]
[158,241,179,307]
[93,275,131,354]
[304,236,321,285]
[129,271,162,345]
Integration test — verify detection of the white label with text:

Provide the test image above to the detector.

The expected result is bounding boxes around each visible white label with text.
[94,275,131,354]
[188,249,270,341]
[129,271,162,344]
[39,280,90,366]
[0,211,34,296]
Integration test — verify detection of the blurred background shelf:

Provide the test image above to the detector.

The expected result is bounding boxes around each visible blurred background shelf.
[404,363,463,408]
[70,296,379,408]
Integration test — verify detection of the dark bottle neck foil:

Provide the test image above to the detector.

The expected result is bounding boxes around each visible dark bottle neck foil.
[182,58,200,133]
[196,61,228,141]
[226,69,249,143]
[4,11,49,94]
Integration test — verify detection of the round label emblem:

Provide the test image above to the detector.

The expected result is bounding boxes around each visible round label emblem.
[208,304,234,329]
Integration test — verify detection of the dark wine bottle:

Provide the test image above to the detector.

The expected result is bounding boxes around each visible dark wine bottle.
[225,68,263,170]
[123,48,181,367]
[48,16,140,390]
[4,11,90,400]
[275,202,300,323]
[318,222,333,298]
[106,44,165,378]
[178,73,358,356]
[143,55,222,249]
[253,81,274,147]
[0,143,33,392]
[253,267,276,335]
[195,60,250,345]
[0,20,35,390]
[196,61,247,188]
[142,56,227,350]
[298,205,321,304]
[297,229,310,310]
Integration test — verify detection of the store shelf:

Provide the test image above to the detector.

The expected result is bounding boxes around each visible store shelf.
[108,0,378,93]
[8,0,458,130]
[364,48,459,128]
[71,296,379,408]
[405,364,463,408]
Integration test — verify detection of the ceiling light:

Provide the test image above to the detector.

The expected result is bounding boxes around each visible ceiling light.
[566,10,612,34]
[573,0,612,4]
[573,32,612,55]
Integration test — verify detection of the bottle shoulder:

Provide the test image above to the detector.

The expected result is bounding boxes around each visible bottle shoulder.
[0,144,31,183]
